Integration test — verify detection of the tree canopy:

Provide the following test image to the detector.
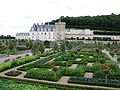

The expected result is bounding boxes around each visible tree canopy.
[49,14,120,31]
[0,35,15,39]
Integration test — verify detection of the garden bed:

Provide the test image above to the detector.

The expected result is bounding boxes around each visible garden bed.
[5,70,22,76]
[69,76,120,88]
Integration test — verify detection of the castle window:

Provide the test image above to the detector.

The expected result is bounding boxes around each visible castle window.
[41,33,43,35]
[32,33,34,35]
[45,33,46,35]
[46,28,48,31]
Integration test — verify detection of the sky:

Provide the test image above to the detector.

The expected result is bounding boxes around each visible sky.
[0,0,120,36]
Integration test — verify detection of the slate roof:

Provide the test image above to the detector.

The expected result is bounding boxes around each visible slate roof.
[16,33,29,36]
[30,23,55,31]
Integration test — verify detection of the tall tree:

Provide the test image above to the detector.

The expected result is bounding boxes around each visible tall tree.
[31,41,45,55]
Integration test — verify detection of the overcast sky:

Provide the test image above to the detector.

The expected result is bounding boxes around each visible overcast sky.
[0,0,120,36]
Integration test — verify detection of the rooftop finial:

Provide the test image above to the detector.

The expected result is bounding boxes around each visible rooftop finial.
[59,18,61,22]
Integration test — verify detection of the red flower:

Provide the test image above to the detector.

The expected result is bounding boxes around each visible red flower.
[100,64,112,72]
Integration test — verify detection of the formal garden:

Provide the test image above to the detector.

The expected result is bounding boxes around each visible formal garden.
[2,49,119,88]
[0,40,120,90]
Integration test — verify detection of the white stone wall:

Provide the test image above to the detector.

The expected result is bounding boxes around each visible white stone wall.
[55,21,66,40]
[16,22,120,41]
[29,30,56,41]
[16,33,30,40]
[65,28,93,39]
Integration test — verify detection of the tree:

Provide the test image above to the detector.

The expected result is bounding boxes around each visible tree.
[65,41,73,50]
[49,14,120,31]
[8,40,15,50]
[38,41,45,54]
[25,40,33,49]
[52,42,59,51]
[4,47,11,56]
[59,40,66,52]
[31,41,38,55]
[31,41,45,55]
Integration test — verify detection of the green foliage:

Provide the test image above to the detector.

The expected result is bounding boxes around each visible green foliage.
[58,65,85,76]
[18,61,53,71]
[65,41,73,50]
[31,41,45,55]
[0,61,13,72]
[49,14,120,31]
[40,50,55,57]
[94,31,120,35]
[8,40,15,50]
[69,77,120,87]
[0,79,57,90]
[52,42,59,51]
[0,54,41,72]
[59,40,66,52]
[25,40,33,49]
[0,35,15,39]
[26,68,62,81]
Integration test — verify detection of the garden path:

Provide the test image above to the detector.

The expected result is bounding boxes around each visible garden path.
[84,72,93,78]
[84,62,93,78]
[69,64,78,69]
[16,71,26,78]
[58,76,70,83]
[102,49,120,68]
[45,58,55,64]
[76,58,81,61]
[0,74,119,90]
[0,58,43,76]
[0,50,32,64]
[0,52,119,90]
[86,63,93,67]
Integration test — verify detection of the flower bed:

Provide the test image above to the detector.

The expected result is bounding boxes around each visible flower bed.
[0,51,57,72]
[69,76,120,88]
[0,78,58,90]
[57,65,85,76]
[25,68,62,81]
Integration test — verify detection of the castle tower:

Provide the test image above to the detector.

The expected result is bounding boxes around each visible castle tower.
[55,19,66,40]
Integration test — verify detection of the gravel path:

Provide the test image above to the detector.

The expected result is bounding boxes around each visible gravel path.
[69,64,78,69]
[84,72,93,78]
[58,76,70,83]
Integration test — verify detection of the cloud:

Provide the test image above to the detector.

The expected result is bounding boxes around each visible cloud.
[0,0,120,36]
[24,16,33,19]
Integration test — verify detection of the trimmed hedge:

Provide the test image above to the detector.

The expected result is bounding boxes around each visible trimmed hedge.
[0,78,111,90]
[69,76,120,88]
[25,68,62,81]
[5,71,22,76]
[0,51,57,72]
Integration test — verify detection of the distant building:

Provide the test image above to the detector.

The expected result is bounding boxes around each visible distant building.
[16,33,30,40]
[16,20,66,41]
[16,20,120,41]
